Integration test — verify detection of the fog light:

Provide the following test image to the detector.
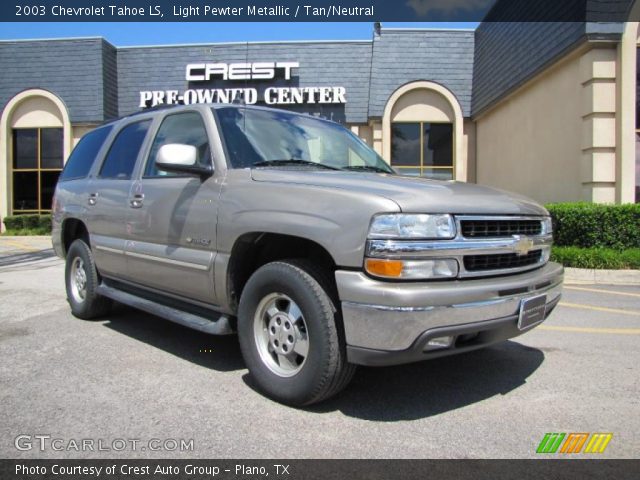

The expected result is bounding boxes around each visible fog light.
[402,259,458,279]
[424,336,454,351]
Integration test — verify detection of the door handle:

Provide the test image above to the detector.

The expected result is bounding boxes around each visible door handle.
[130,194,145,208]
[88,193,98,206]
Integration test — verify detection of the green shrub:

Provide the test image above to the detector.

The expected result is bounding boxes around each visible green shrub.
[2,215,25,231]
[545,203,640,249]
[551,246,640,270]
[23,214,41,229]
[2,214,52,235]
[38,215,52,231]
[619,249,640,268]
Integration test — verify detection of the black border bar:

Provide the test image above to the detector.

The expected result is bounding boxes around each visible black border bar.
[2,459,639,480]
[1,0,638,23]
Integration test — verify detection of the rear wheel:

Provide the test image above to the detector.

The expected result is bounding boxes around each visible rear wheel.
[238,260,356,406]
[65,239,111,319]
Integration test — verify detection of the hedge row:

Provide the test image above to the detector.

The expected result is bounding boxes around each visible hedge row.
[551,246,640,270]
[2,214,52,234]
[545,203,640,250]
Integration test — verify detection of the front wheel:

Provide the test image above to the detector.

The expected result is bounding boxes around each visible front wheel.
[238,260,356,406]
[65,239,111,319]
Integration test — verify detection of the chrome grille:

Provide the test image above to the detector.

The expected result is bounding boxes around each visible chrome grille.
[461,219,542,238]
[464,250,542,272]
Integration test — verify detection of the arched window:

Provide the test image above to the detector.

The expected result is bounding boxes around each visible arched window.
[382,81,465,181]
[1,89,71,218]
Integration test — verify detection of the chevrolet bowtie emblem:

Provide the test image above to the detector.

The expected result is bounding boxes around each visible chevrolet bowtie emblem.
[513,235,535,256]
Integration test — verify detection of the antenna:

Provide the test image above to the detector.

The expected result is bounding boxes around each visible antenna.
[243,41,249,131]
[232,93,246,105]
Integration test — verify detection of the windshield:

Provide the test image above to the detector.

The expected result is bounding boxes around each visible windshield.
[214,107,395,174]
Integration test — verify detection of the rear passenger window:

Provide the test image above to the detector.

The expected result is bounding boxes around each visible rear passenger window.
[144,112,210,177]
[99,120,151,179]
[59,126,113,181]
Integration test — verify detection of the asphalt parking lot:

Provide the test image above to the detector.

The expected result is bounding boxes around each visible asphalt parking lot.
[0,237,638,459]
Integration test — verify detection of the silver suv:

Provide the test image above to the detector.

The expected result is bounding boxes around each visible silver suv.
[52,104,563,406]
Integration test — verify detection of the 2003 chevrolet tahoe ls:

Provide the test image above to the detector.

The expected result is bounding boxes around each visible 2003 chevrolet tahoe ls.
[52,104,564,406]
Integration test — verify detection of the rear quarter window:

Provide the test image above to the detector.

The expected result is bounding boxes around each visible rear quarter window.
[58,125,113,181]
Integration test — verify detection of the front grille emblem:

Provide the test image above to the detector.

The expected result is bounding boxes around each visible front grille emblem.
[513,235,535,256]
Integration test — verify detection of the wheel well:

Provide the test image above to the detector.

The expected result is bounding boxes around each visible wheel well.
[227,233,337,312]
[62,218,90,256]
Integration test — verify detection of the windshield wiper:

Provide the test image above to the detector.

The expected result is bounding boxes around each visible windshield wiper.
[341,165,392,173]
[252,159,341,170]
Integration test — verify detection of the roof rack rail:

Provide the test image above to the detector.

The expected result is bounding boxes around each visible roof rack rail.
[128,103,180,116]
[98,103,183,125]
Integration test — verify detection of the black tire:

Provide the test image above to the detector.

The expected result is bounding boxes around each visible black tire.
[238,260,356,406]
[65,239,111,320]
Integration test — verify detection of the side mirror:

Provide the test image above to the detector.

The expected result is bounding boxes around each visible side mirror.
[156,144,213,178]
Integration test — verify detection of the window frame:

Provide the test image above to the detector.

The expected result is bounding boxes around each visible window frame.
[11,126,64,214]
[636,46,639,203]
[636,130,639,204]
[390,120,455,180]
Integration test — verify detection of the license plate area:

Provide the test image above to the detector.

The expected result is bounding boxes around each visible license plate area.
[518,295,547,330]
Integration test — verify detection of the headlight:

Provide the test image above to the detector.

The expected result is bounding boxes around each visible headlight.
[365,258,459,280]
[542,217,553,235]
[368,214,456,239]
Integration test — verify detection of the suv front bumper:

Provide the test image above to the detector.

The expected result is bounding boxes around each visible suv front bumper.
[336,262,563,366]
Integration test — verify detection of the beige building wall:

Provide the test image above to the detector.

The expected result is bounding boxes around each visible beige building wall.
[353,124,373,147]
[616,20,639,203]
[369,120,383,157]
[463,119,476,183]
[476,50,584,203]
[475,44,628,204]
[72,125,97,147]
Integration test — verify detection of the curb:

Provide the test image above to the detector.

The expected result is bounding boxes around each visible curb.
[0,236,51,240]
[564,267,640,286]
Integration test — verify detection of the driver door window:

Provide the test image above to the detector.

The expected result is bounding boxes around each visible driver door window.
[144,112,211,177]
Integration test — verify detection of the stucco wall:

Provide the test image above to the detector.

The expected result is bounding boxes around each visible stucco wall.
[72,125,98,147]
[475,51,585,203]
[463,120,476,183]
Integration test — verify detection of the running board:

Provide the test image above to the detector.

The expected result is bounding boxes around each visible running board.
[96,284,234,335]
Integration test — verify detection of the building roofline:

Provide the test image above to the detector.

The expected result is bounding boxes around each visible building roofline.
[0,36,117,49]
[117,39,373,49]
[0,36,374,49]
[380,27,476,33]
[0,28,478,50]
[0,36,106,43]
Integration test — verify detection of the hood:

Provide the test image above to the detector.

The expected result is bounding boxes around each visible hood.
[250,170,548,216]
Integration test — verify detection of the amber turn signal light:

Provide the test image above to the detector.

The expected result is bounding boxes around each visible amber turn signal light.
[365,258,404,278]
